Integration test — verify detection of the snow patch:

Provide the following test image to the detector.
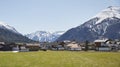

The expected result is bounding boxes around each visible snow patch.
[92,6,120,24]
[0,21,20,34]
[26,31,65,42]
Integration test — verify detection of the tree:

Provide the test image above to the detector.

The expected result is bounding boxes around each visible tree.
[84,40,89,51]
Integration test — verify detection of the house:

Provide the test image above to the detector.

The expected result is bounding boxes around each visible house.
[40,42,48,51]
[0,42,13,51]
[106,40,119,51]
[12,45,19,52]
[94,39,108,47]
[19,44,29,52]
[0,42,40,52]
[11,43,29,52]
[56,45,65,50]
[12,43,40,52]
[66,41,82,51]
[0,42,4,50]
[51,44,65,51]
[94,39,111,51]
[94,39,119,51]
[117,41,120,50]
[26,43,40,51]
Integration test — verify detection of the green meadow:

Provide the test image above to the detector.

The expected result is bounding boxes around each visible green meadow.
[0,51,120,67]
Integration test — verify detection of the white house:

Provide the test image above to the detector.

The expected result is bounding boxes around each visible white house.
[12,45,19,52]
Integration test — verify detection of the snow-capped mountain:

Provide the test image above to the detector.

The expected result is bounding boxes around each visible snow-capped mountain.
[26,31,65,42]
[0,22,20,34]
[57,6,120,42]
[81,6,120,36]
[93,6,120,24]
[0,22,35,43]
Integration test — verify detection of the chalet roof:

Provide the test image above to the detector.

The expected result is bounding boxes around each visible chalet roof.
[94,39,108,43]
[26,43,40,46]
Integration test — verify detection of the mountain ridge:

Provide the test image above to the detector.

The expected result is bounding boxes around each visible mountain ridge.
[0,22,36,43]
[26,31,65,42]
[57,6,120,42]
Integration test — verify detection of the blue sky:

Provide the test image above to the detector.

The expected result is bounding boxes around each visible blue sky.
[0,0,120,34]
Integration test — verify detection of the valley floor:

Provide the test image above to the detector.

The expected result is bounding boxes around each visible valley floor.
[0,51,120,67]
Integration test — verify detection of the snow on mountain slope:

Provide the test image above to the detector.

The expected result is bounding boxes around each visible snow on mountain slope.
[0,21,20,34]
[26,31,65,42]
[82,6,120,35]
[57,6,120,42]
[0,21,36,43]
[93,6,120,24]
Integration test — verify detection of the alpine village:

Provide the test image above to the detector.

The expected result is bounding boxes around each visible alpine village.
[0,6,120,52]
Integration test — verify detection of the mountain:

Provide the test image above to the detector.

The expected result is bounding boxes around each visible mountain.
[0,22,36,43]
[57,6,120,42]
[26,31,65,42]
[0,22,20,34]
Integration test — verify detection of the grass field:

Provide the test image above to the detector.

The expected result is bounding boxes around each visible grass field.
[0,51,120,67]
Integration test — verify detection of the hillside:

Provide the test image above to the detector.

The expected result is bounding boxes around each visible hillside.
[0,22,36,43]
[57,6,120,42]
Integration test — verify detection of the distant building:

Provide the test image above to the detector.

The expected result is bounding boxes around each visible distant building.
[94,39,111,51]
[19,45,29,52]
[26,43,40,51]
[0,42,13,51]
[66,41,82,51]
[12,45,19,52]
[94,39,119,51]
